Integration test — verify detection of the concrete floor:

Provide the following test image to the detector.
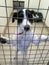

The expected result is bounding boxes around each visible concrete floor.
[0,19,49,65]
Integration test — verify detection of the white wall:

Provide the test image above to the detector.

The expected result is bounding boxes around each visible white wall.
[0,0,13,33]
[39,0,49,27]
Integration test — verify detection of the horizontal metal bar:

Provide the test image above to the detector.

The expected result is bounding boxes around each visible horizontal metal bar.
[0,5,49,10]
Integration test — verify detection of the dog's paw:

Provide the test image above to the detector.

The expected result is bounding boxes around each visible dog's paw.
[0,35,7,44]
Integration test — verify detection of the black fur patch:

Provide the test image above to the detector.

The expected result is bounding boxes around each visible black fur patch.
[12,10,24,24]
[34,12,43,22]
[0,38,7,44]
[12,12,17,23]
[12,9,43,24]
[17,10,24,24]
[26,10,33,23]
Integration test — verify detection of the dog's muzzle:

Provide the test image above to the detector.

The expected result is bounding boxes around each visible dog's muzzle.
[24,25,30,31]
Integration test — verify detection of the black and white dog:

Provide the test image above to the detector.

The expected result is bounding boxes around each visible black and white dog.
[0,9,49,60]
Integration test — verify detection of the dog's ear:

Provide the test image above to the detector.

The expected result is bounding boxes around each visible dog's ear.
[30,10,36,16]
[12,12,17,23]
[30,10,43,22]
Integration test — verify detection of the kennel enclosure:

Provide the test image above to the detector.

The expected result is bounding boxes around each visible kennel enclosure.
[0,0,49,65]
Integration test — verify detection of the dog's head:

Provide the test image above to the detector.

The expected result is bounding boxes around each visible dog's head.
[12,9,35,32]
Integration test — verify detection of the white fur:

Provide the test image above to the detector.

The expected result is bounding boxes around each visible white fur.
[19,9,31,31]
[23,9,26,19]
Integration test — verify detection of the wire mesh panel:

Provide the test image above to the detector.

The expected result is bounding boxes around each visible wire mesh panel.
[0,0,49,65]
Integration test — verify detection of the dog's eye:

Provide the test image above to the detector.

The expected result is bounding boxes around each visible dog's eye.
[18,19,23,25]
[17,14,23,24]
[27,14,33,23]
[18,14,23,18]
[18,10,23,19]
[17,11,24,25]
[29,18,33,23]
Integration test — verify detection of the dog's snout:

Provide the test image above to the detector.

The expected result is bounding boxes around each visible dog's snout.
[24,25,30,31]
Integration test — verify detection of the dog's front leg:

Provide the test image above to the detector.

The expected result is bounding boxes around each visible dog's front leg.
[0,35,17,44]
[0,35,10,44]
[40,35,49,41]
[32,35,49,45]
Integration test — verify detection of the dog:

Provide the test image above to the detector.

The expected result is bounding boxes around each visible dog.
[0,9,49,61]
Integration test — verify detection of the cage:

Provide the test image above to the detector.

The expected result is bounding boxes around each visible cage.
[0,0,49,65]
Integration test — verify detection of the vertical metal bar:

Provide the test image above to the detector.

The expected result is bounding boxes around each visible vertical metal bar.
[32,0,41,65]
[22,1,27,65]
[0,1,7,65]
[37,7,49,65]
[27,19,37,64]
[2,45,7,65]
[27,0,30,9]
[16,0,18,65]
[37,0,41,12]
[42,47,49,65]
[5,0,12,65]
[45,7,49,21]
[26,0,31,65]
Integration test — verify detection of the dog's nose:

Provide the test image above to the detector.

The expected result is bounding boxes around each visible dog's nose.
[24,25,30,31]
